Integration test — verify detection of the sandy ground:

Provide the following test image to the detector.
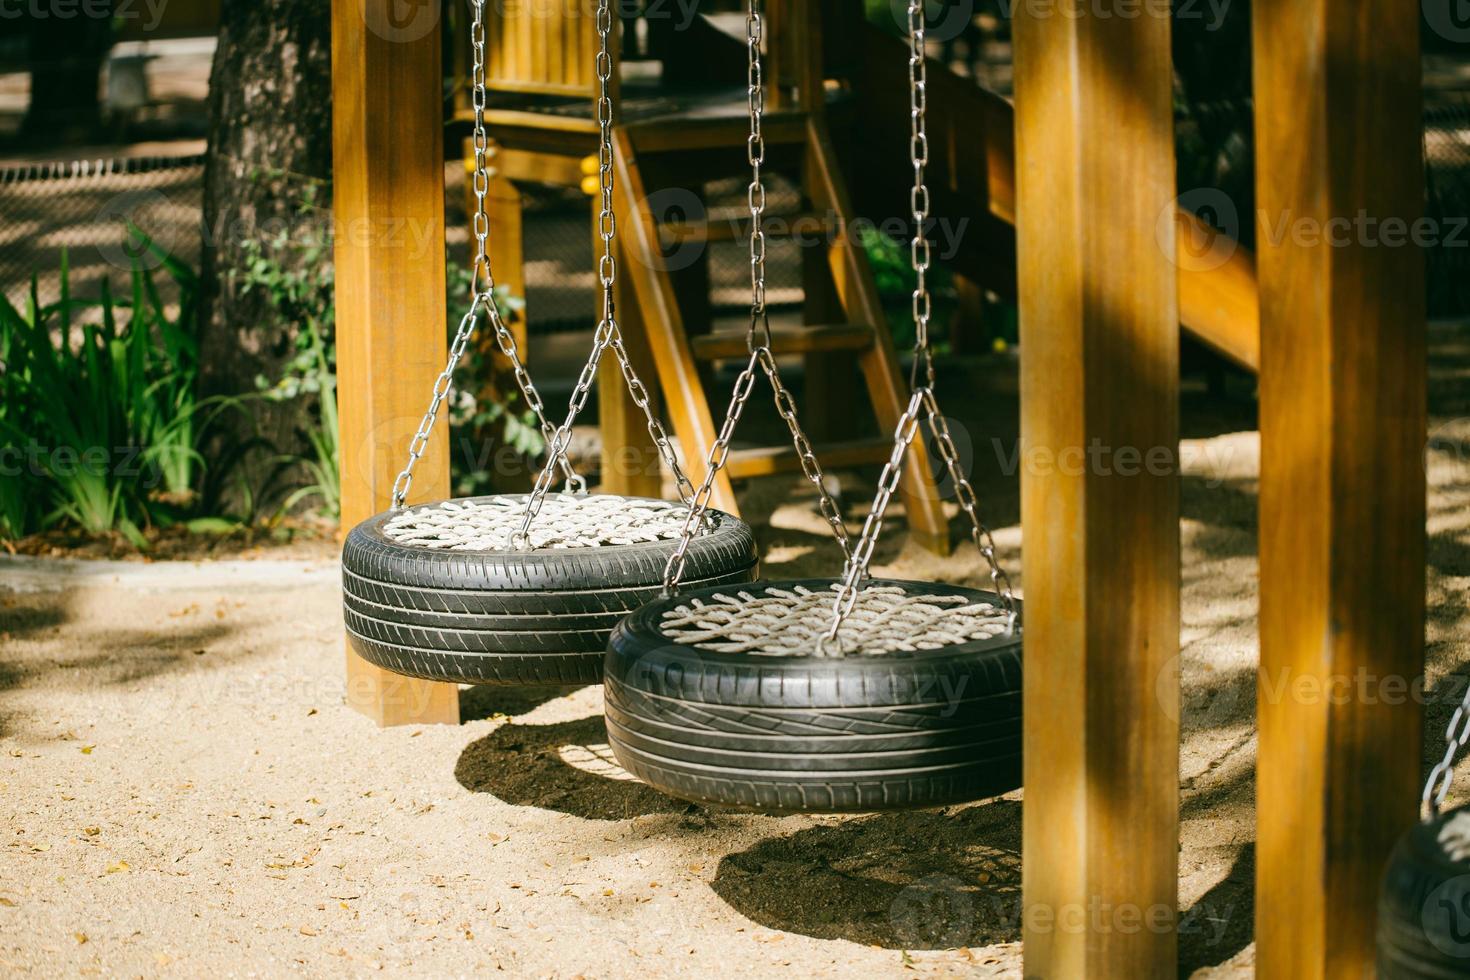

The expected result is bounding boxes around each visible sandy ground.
[3,334,1470,979]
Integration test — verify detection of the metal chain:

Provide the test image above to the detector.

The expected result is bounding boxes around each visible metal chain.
[514,0,697,547]
[391,0,580,509]
[1423,678,1470,820]
[661,0,850,593]
[817,0,1015,655]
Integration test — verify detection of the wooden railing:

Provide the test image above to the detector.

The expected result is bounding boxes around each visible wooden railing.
[850,24,1260,371]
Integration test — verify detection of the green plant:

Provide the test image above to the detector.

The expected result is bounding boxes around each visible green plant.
[242,223,543,516]
[859,224,956,353]
[0,230,213,543]
[240,224,341,519]
[442,265,543,496]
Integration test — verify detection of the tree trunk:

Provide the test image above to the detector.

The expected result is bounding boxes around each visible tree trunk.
[198,0,332,485]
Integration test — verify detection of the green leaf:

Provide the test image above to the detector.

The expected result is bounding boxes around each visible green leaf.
[117,516,149,550]
[184,517,239,535]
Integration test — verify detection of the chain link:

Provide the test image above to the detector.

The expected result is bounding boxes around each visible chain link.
[661,0,849,593]
[1424,680,1470,820]
[817,1,1015,655]
[391,0,580,510]
[514,0,698,547]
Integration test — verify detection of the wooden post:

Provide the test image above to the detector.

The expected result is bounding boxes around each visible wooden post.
[612,128,740,515]
[334,0,459,726]
[1253,5,1426,976]
[1014,3,1180,976]
[598,206,664,498]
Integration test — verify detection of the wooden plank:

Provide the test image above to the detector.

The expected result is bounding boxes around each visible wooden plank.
[597,202,664,499]
[804,118,951,557]
[690,324,873,361]
[333,0,458,727]
[1252,4,1426,976]
[480,0,597,98]
[802,118,857,446]
[626,114,808,155]
[850,23,1260,372]
[659,209,822,245]
[486,146,586,188]
[611,127,738,515]
[767,0,822,111]
[726,437,891,480]
[1013,4,1179,975]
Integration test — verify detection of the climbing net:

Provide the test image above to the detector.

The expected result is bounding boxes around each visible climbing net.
[382,494,694,551]
[659,584,1012,657]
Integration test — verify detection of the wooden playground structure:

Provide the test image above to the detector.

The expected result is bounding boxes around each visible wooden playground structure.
[330,0,1426,974]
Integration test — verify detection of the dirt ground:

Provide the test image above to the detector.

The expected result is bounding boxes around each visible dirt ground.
[3,335,1469,979]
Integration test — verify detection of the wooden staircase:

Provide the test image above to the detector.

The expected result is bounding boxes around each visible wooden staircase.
[605,116,952,555]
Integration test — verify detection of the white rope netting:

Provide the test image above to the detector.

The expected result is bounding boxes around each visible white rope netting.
[382,495,693,551]
[659,584,1012,657]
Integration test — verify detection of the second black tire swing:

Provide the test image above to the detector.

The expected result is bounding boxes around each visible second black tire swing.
[604,0,1024,813]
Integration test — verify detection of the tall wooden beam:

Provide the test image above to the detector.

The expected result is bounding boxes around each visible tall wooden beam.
[334,0,459,726]
[598,217,664,499]
[1014,4,1180,976]
[1253,5,1425,975]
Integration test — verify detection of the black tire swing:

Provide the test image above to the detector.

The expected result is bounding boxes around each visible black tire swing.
[341,0,757,686]
[604,2,1023,813]
[1378,699,1470,976]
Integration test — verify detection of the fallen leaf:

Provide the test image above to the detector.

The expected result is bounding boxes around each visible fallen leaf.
[299,926,318,937]
[0,897,16,907]
[83,827,100,837]
[74,933,88,944]
[79,746,94,755]
[105,861,130,874]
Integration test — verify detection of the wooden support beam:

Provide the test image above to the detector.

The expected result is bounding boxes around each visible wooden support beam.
[1014,4,1180,976]
[849,23,1261,372]
[598,213,664,499]
[611,127,739,515]
[1253,5,1426,976]
[804,119,952,556]
[334,0,459,727]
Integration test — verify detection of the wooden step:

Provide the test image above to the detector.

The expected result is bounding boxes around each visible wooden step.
[690,324,874,361]
[725,436,894,480]
[659,210,828,245]
[627,113,809,154]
